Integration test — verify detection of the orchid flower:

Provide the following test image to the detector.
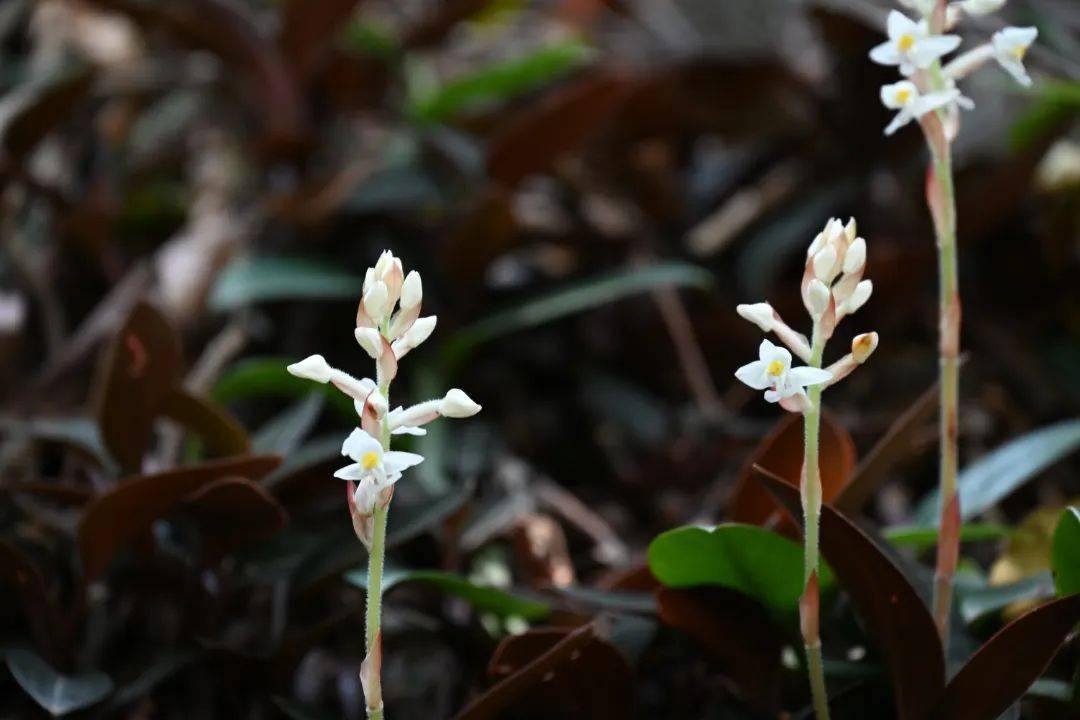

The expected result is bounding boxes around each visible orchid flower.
[336,428,424,514]
[992,26,1038,86]
[870,11,960,76]
[735,339,832,404]
[880,80,960,136]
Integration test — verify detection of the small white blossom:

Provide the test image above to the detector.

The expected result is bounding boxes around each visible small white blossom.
[880,81,960,135]
[336,428,424,514]
[992,26,1037,87]
[735,339,832,404]
[870,11,961,76]
[736,302,776,333]
[440,388,482,418]
[958,0,1006,16]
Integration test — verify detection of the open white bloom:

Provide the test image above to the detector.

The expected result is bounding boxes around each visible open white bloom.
[735,340,832,404]
[958,0,1006,16]
[880,81,959,135]
[992,27,1037,86]
[336,428,424,514]
[870,11,961,76]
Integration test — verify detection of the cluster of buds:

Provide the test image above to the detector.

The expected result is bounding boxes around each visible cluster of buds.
[871,1,1037,137]
[735,218,879,413]
[287,250,481,544]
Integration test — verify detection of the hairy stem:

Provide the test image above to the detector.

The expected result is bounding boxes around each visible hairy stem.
[364,384,393,719]
[801,322,831,720]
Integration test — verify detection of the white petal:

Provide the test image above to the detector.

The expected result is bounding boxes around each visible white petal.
[736,302,775,332]
[763,389,783,403]
[383,451,425,474]
[353,478,382,515]
[287,354,333,383]
[342,427,382,461]
[843,237,866,273]
[869,42,901,67]
[441,388,481,417]
[354,327,384,359]
[334,463,367,481]
[363,281,389,320]
[788,366,833,387]
[807,279,830,318]
[735,360,771,390]
[400,271,423,310]
[885,109,914,135]
[761,341,792,367]
[911,35,961,68]
[887,10,919,40]
[391,425,427,436]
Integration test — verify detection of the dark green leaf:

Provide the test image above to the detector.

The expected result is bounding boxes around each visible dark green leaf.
[914,419,1080,525]
[208,257,363,311]
[345,567,549,620]
[6,648,113,716]
[647,524,832,612]
[1051,507,1080,596]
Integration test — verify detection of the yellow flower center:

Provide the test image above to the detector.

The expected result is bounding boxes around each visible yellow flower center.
[361,451,380,470]
[766,359,786,377]
[1011,45,1027,59]
[897,34,915,52]
[895,87,912,104]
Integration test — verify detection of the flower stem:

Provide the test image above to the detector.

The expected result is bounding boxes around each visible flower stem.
[801,322,831,720]
[929,144,961,652]
[363,385,392,719]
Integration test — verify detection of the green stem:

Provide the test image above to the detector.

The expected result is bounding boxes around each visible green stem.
[363,382,393,719]
[801,322,831,720]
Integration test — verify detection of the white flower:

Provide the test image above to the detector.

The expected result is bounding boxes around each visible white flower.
[959,0,1006,16]
[734,339,832,404]
[736,303,776,333]
[992,26,1037,87]
[441,388,482,417]
[870,11,961,76]
[880,81,960,135]
[335,428,424,514]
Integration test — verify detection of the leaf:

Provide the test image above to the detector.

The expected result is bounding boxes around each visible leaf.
[184,477,289,563]
[0,63,94,160]
[1051,507,1080,596]
[445,261,713,364]
[936,594,1080,720]
[656,587,782,712]
[455,621,631,720]
[93,302,182,473]
[0,542,62,664]
[0,416,115,474]
[485,69,630,186]
[252,393,324,456]
[914,419,1080,525]
[409,40,591,122]
[835,379,938,514]
[5,648,113,716]
[78,454,282,581]
[212,357,354,418]
[208,257,364,311]
[159,388,250,458]
[883,523,1011,552]
[753,466,945,720]
[730,412,856,532]
[957,573,1055,625]
[344,568,549,620]
[647,524,832,613]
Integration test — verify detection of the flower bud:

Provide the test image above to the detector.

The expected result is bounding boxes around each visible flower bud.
[363,281,389,321]
[366,387,389,417]
[287,354,333,383]
[960,0,1006,15]
[841,279,873,315]
[807,279,831,318]
[392,315,437,358]
[844,217,857,243]
[400,270,422,310]
[843,237,866,274]
[736,302,776,332]
[441,388,481,417]
[812,246,839,282]
[354,327,384,359]
[852,332,879,364]
[806,232,825,258]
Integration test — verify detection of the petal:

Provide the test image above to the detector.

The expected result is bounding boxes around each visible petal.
[789,366,834,387]
[334,463,367,481]
[887,10,918,40]
[912,89,959,117]
[383,451,425,474]
[763,389,782,403]
[391,425,427,436]
[912,35,961,67]
[353,479,381,514]
[342,427,382,460]
[869,42,900,66]
[735,360,771,390]
[885,109,913,135]
[758,338,779,361]
[762,341,792,367]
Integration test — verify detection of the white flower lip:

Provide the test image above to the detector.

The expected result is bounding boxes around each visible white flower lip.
[992,26,1037,87]
[441,388,482,418]
[734,339,832,404]
[287,354,333,383]
[736,302,776,332]
[869,11,961,77]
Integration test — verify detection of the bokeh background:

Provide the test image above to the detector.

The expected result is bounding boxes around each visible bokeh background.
[1,0,1079,718]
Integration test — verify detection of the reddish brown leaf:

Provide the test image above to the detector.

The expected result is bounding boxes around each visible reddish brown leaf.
[279,0,366,81]
[657,587,782,712]
[486,70,632,187]
[456,621,631,720]
[93,302,181,473]
[402,0,491,49]
[0,66,95,161]
[753,465,945,720]
[730,412,855,531]
[78,454,281,581]
[935,594,1080,720]
[0,541,63,665]
[835,380,938,514]
[159,387,250,458]
[184,476,288,563]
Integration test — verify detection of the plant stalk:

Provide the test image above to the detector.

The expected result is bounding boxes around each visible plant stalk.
[363,383,393,719]
[801,322,831,720]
